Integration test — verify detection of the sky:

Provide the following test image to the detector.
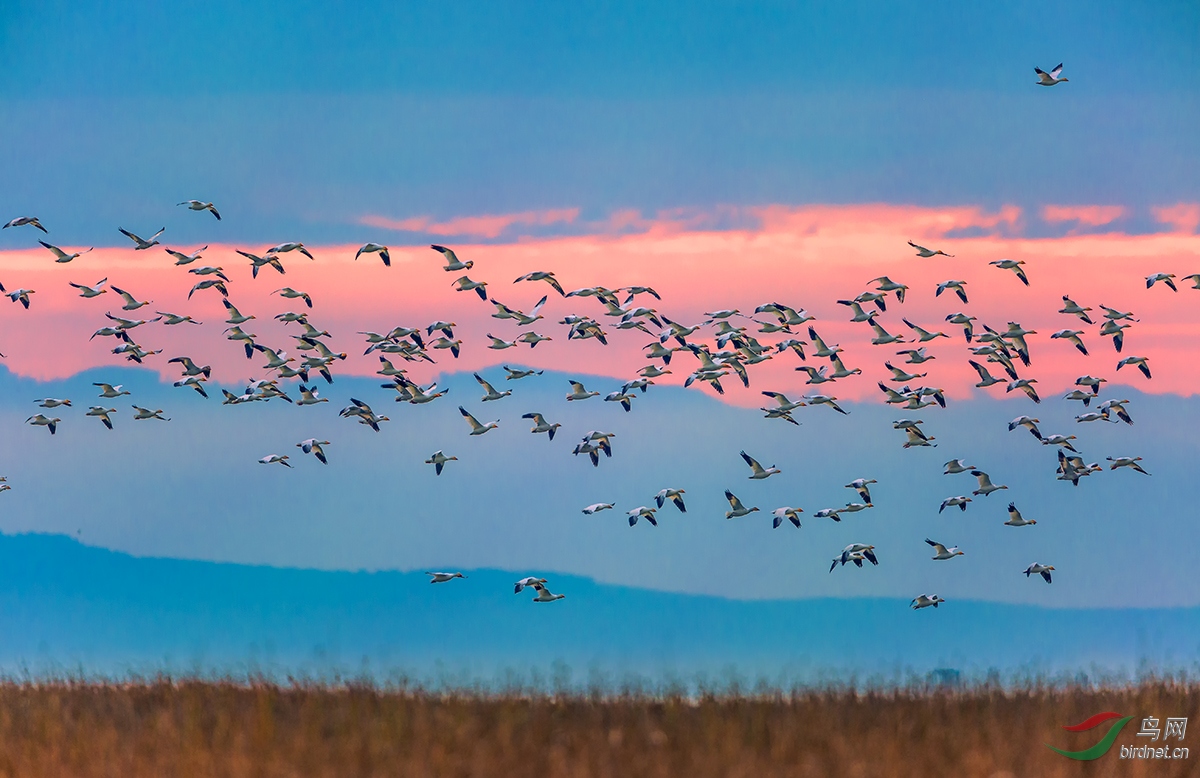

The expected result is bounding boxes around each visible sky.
[1,3,1199,672]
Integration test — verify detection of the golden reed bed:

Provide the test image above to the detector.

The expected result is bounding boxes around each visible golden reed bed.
[0,679,1195,777]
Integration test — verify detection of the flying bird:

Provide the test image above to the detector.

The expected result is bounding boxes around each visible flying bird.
[1034,64,1068,86]
[178,200,221,220]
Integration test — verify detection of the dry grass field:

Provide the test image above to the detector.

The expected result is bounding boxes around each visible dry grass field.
[0,678,1195,777]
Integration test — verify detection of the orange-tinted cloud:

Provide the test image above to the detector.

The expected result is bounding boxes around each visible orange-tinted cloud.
[1153,203,1200,234]
[1041,204,1126,227]
[360,208,580,239]
[3,204,1200,409]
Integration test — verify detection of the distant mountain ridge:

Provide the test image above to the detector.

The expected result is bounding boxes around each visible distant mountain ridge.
[0,532,1194,686]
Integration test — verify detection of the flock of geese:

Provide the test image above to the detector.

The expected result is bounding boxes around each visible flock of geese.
[0,64,1169,606]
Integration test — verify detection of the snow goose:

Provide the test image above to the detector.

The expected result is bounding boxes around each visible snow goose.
[1146,272,1177,291]
[971,470,1008,496]
[740,451,781,480]
[869,319,905,345]
[603,391,635,411]
[838,299,878,323]
[990,259,1029,285]
[807,327,843,359]
[936,280,969,304]
[968,360,1004,388]
[867,277,910,303]
[92,383,130,399]
[1023,563,1054,583]
[911,594,945,609]
[530,583,566,602]
[504,366,543,380]
[724,490,759,519]
[885,362,926,383]
[1059,296,1093,324]
[1075,375,1107,395]
[355,243,390,266]
[627,506,658,527]
[86,406,116,429]
[908,241,953,258]
[517,331,552,348]
[267,242,313,259]
[168,356,211,378]
[430,245,473,271]
[639,365,672,378]
[297,439,331,465]
[474,373,511,402]
[521,412,561,440]
[1099,320,1130,353]
[118,227,164,250]
[939,496,971,513]
[514,577,547,593]
[926,539,965,560]
[1004,503,1036,527]
[1106,455,1150,475]
[514,271,565,295]
[1098,398,1133,425]
[772,507,803,529]
[237,250,285,278]
[805,394,848,414]
[3,216,48,232]
[25,414,60,434]
[173,376,208,398]
[903,428,936,448]
[846,478,876,504]
[1116,355,1151,379]
[897,347,936,365]
[430,337,462,358]
[582,503,614,514]
[165,246,206,265]
[761,391,806,414]
[566,380,600,401]
[797,365,831,384]
[458,406,498,436]
[1050,329,1088,355]
[1040,434,1078,452]
[39,241,93,263]
[159,311,200,325]
[69,277,108,298]
[657,489,686,513]
[297,385,327,406]
[901,319,948,342]
[1075,410,1115,424]
[945,312,976,342]
[1035,64,1068,86]
[177,200,220,219]
[424,450,458,475]
[188,279,228,299]
[273,287,313,308]
[110,285,151,311]
[943,459,976,475]
[830,544,878,571]
[426,572,465,583]
[1006,378,1040,404]
[1183,274,1200,289]
[1100,305,1138,322]
[1063,389,1094,406]
[451,275,488,299]
[258,454,291,468]
[132,406,170,421]
[35,398,72,408]
[3,286,34,309]
[486,333,517,350]
[841,502,872,514]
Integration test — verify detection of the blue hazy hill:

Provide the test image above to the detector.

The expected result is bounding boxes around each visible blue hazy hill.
[0,532,1195,687]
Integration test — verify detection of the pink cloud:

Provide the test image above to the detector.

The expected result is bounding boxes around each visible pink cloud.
[359,208,580,239]
[1152,203,1200,234]
[1041,204,1126,227]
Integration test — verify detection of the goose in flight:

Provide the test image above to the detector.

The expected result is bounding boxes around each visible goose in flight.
[168,356,212,379]
[897,347,936,365]
[430,245,473,271]
[513,577,548,594]
[3,286,34,309]
[869,319,905,345]
[267,242,314,259]
[830,544,878,572]
[1099,320,1130,353]
[25,414,60,434]
[110,286,151,311]
[989,259,1029,285]
[451,275,488,299]
[761,391,805,419]
[4,216,48,233]
[38,240,93,263]
[740,450,781,479]
[943,459,976,475]
[1098,398,1134,425]
[297,439,331,465]
[1007,378,1040,404]
[173,376,208,398]
[296,385,327,406]
[655,488,687,513]
[1050,329,1088,355]
[530,582,566,603]
[458,406,498,436]
[165,246,207,265]
[566,380,600,401]
[521,413,561,440]
[424,450,458,475]
[132,406,170,421]
[273,287,313,308]
[1146,272,1177,291]
[935,280,969,304]
[865,276,909,303]
[514,271,565,295]
[1041,433,1078,452]
[504,366,543,380]
[772,507,803,529]
[945,312,976,343]
[1075,375,1106,395]
[474,373,511,402]
[804,394,848,415]
[69,277,108,298]
[807,327,843,359]
[1035,63,1068,86]
[354,243,390,266]
[627,506,658,527]
[1005,503,1036,527]
[926,539,965,560]
[939,495,971,513]
[158,312,200,325]
[968,360,1005,388]
[484,333,517,350]
[724,490,759,519]
[901,319,948,342]
[604,390,635,412]
[426,572,466,583]
[1058,296,1093,324]
[189,279,228,299]
[177,200,221,219]
[908,240,953,258]
[885,362,926,383]
[582,503,614,514]
[1107,456,1150,475]
[1116,355,1152,379]
[258,454,291,468]
[339,398,389,431]
[911,594,945,610]
[1024,563,1055,583]
[1007,415,1042,439]
[93,383,131,398]
[86,406,116,430]
[118,227,164,250]
[813,508,843,522]
[846,478,876,504]
[236,250,286,278]
[903,428,937,448]
[35,398,72,408]
[971,470,1008,497]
